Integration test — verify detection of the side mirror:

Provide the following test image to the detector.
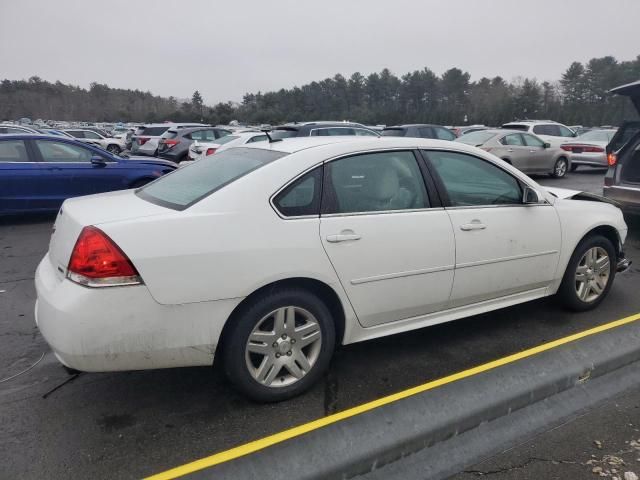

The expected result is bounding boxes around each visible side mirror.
[523,186,542,204]
[543,142,551,148]
[91,155,106,166]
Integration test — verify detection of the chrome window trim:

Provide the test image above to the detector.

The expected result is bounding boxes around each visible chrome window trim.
[321,207,445,218]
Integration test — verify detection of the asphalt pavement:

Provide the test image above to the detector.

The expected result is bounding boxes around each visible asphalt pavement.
[2,168,639,479]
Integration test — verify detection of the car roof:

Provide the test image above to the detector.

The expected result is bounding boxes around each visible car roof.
[239,135,471,155]
[274,121,366,130]
[502,120,561,125]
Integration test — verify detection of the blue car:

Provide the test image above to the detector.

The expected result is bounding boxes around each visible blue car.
[0,134,177,215]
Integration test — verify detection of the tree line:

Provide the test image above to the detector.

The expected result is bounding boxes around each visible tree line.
[1,54,639,127]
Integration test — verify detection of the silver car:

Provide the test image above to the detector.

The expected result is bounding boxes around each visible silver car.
[455,129,570,177]
[559,129,617,171]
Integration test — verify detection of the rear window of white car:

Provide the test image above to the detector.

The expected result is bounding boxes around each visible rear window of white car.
[137,147,287,210]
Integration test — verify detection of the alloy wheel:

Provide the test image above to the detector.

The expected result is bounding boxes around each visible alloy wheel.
[245,306,322,388]
[575,246,610,302]
[555,159,567,177]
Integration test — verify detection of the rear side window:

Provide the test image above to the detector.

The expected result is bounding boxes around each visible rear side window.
[142,126,169,136]
[381,128,406,137]
[35,140,93,163]
[138,147,287,210]
[501,134,524,146]
[161,131,179,140]
[426,150,522,206]
[215,129,232,138]
[273,167,322,217]
[66,130,84,138]
[270,129,298,139]
[0,140,29,162]
[558,125,576,137]
[501,124,528,131]
[323,151,429,214]
[189,130,216,141]
[533,124,560,136]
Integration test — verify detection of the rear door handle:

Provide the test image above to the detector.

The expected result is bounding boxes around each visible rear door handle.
[460,221,486,231]
[326,232,361,243]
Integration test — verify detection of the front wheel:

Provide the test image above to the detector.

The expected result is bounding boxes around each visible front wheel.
[552,157,568,178]
[557,235,616,311]
[222,288,335,402]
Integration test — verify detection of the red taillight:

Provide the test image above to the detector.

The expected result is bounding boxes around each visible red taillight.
[561,144,604,153]
[163,139,180,149]
[67,226,142,287]
[138,137,150,146]
[206,147,217,156]
[607,152,617,166]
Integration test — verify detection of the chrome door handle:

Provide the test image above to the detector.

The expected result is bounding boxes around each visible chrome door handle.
[507,149,514,152]
[326,233,361,243]
[460,222,486,231]
[529,150,537,153]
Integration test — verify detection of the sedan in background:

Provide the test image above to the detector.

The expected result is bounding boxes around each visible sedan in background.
[35,136,628,403]
[0,124,40,134]
[456,129,570,177]
[187,131,268,161]
[0,134,176,215]
[64,128,126,154]
[560,129,617,171]
[382,124,457,141]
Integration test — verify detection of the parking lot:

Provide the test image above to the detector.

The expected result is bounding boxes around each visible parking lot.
[2,169,639,479]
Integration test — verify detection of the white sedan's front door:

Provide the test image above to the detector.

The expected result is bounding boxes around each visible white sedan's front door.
[425,149,562,307]
[319,150,456,327]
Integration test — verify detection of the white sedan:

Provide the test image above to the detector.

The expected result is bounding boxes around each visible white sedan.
[35,137,629,401]
[187,131,268,160]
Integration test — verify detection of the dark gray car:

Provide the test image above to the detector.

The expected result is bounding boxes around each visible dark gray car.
[381,124,457,141]
[157,126,233,162]
[603,80,640,213]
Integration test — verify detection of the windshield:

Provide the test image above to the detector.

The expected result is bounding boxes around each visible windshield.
[578,130,616,142]
[456,130,496,145]
[137,147,287,210]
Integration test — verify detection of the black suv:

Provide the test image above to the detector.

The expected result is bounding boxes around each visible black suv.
[603,80,640,212]
[157,126,233,162]
[269,122,379,139]
[381,124,456,141]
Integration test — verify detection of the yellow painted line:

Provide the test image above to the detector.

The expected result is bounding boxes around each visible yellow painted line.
[146,312,640,480]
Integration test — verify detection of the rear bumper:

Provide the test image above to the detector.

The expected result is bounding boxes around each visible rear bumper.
[570,153,607,167]
[35,254,241,372]
[603,185,640,213]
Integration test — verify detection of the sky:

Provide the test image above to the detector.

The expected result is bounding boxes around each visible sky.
[1,0,639,105]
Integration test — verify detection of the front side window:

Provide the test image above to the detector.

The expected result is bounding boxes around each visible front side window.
[434,127,456,141]
[522,133,545,147]
[35,140,93,162]
[83,131,101,139]
[381,128,406,137]
[323,151,429,214]
[138,147,287,210]
[273,167,322,217]
[0,140,30,162]
[66,130,84,138]
[426,150,522,207]
[558,125,576,137]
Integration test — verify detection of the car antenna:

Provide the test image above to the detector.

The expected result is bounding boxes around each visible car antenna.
[262,129,282,143]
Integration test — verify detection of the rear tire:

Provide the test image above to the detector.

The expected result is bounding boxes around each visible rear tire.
[222,288,335,402]
[557,235,616,311]
[552,157,568,178]
[106,144,121,154]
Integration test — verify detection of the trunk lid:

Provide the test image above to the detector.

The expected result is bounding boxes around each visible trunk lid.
[48,189,170,279]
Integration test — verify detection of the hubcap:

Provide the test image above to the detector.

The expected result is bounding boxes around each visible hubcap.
[575,247,610,302]
[556,160,567,176]
[245,306,322,388]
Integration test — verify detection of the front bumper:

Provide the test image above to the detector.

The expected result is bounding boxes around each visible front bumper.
[35,254,241,372]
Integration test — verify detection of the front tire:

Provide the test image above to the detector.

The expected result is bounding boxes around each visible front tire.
[222,288,336,402]
[552,157,568,178]
[557,235,616,311]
